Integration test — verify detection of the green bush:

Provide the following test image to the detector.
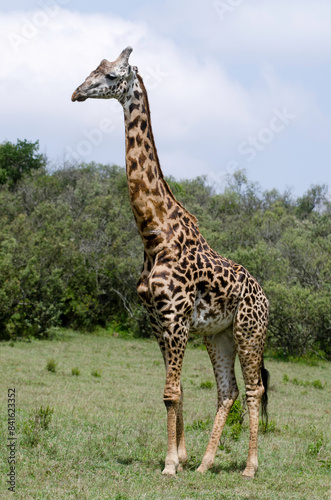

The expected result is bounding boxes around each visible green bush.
[0,141,330,359]
[200,380,214,389]
[20,406,54,447]
[46,359,57,373]
[0,139,45,186]
[186,418,212,431]
[226,399,246,426]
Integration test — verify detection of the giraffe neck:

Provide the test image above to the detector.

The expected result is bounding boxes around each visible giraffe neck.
[122,73,196,253]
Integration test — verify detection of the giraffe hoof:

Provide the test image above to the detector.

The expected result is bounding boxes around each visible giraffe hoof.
[197,463,209,474]
[242,469,255,479]
[162,464,177,476]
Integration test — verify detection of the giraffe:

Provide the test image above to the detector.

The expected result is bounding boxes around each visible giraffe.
[72,47,270,479]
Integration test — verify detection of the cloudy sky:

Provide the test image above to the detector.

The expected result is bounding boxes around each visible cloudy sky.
[1,0,330,195]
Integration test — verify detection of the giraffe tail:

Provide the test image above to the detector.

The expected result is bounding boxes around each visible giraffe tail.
[261,360,270,429]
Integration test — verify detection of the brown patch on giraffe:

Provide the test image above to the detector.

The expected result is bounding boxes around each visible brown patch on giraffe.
[128,136,135,150]
[146,166,155,183]
[128,116,139,130]
[138,151,147,167]
[151,187,162,200]
[140,120,148,132]
[129,177,148,197]
[128,158,138,172]
[129,103,140,113]
[166,197,173,210]
[169,206,182,220]
[154,201,167,221]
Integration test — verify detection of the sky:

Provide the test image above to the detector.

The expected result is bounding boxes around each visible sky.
[0,0,330,196]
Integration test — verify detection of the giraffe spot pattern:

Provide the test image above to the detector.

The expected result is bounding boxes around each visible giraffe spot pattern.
[72,50,269,478]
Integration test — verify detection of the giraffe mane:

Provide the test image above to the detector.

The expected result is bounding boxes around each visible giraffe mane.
[136,73,198,226]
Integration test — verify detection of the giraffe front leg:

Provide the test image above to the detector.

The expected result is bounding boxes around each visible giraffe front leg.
[162,379,181,476]
[160,327,188,476]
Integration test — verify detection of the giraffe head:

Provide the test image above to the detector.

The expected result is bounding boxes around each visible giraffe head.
[71,46,136,105]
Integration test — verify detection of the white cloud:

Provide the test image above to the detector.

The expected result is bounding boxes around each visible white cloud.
[0,4,329,195]
[143,0,331,64]
[229,0,331,62]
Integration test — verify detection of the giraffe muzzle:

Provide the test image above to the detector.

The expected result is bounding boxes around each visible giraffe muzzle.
[71,90,87,102]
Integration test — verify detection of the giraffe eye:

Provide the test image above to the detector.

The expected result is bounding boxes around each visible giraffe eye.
[106,73,117,81]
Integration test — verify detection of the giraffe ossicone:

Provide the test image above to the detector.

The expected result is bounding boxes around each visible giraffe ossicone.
[72,46,270,479]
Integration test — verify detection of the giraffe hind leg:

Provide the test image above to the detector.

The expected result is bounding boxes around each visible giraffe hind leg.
[234,299,268,479]
[198,328,239,473]
[176,382,187,471]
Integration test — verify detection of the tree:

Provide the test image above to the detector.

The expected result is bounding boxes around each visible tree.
[0,157,329,357]
[296,184,328,219]
[0,139,45,187]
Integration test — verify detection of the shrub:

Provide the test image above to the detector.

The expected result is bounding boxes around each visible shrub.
[46,359,57,373]
[265,282,330,357]
[0,156,330,360]
[259,419,277,434]
[226,399,247,426]
[186,418,212,431]
[307,438,324,457]
[283,375,325,389]
[229,422,242,441]
[20,405,54,447]
[200,380,213,389]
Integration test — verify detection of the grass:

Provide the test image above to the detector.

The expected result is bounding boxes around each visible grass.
[0,329,330,499]
[46,358,57,373]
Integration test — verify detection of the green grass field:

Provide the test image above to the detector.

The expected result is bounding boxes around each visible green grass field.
[0,330,330,499]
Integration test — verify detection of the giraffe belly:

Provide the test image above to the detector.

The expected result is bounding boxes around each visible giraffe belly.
[189,296,236,336]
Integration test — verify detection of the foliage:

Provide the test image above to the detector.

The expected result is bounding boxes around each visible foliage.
[283,374,325,389]
[186,418,212,431]
[226,398,246,426]
[20,405,54,447]
[0,139,45,186]
[199,380,213,389]
[46,358,57,373]
[259,419,277,434]
[307,438,324,457]
[0,140,330,359]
